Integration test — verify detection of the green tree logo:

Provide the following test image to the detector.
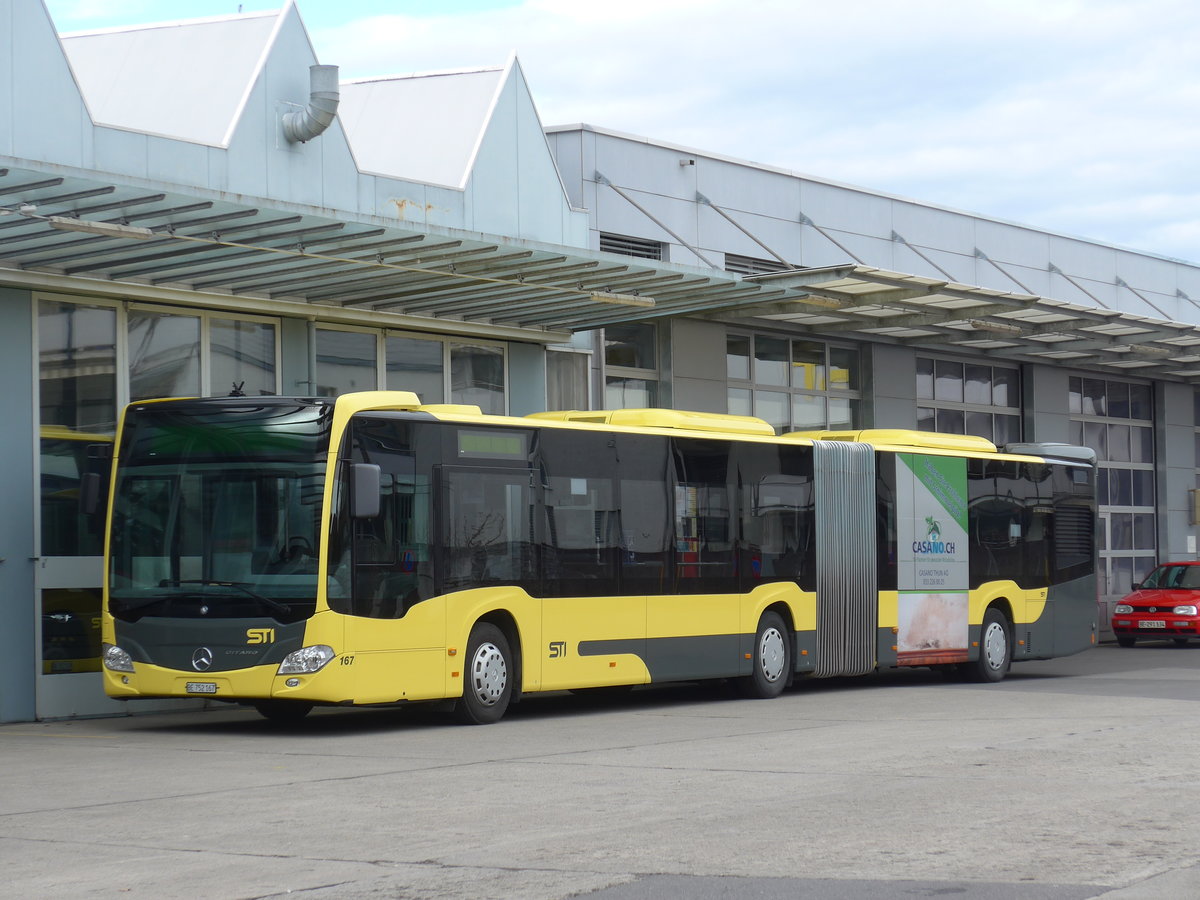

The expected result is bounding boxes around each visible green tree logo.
[925,515,942,541]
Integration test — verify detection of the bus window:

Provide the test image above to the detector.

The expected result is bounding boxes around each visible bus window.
[672,439,736,593]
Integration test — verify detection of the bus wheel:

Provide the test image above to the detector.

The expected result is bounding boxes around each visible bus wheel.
[455,623,513,725]
[253,700,313,722]
[965,608,1011,683]
[1116,635,1136,647]
[738,611,790,699]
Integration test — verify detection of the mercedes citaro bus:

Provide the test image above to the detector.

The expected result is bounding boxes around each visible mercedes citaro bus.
[100,392,1097,723]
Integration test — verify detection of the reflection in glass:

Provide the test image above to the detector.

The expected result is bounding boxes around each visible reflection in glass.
[1129,384,1152,419]
[604,323,656,369]
[828,397,855,428]
[211,318,276,397]
[605,376,655,409]
[41,588,102,675]
[1131,426,1152,463]
[964,365,991,405]
[546,349,588,411]
[727,388,752,417]
[1107,381,1130,419]
[754,390,788,432]
[916,357,934,400]
[39,301,117,432]
[994,414,1021,446]
[1068,377,1082,414]
[992,368,1018,407]
[387,336,444,403]
[316,329,377,397]
[829,347,858,391]
[1082,378,1106,416]
[726,336,750,380]
[1108,423,1130,462]
[916,406,936,431]
[791,340,825,390]
[964,410,991,440]
[451,342,504,414]
[1132,470,1154,507]
[39,301,117,558]
[936,407,964,433]
[129,310,200,401]
[934,359,963,402]
[791,394,825,429]
[754,337,788,386]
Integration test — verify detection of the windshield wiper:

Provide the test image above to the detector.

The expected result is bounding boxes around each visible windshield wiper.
[150,579,293,618]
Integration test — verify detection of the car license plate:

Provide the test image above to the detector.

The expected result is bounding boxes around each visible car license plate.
[186,682,218,694]
[1139,620,1166,629]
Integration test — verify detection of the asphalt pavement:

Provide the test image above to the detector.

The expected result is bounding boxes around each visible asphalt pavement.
[3,641,1200,899]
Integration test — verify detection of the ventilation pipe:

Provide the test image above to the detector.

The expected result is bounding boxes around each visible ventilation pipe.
[283,64,340,143]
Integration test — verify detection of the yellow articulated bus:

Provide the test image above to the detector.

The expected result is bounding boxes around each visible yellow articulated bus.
[100,391,1097,724]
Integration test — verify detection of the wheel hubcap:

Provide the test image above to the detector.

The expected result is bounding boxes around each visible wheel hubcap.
[983,621,1007,670]
[759,627,786,683]
[469,641,507,706]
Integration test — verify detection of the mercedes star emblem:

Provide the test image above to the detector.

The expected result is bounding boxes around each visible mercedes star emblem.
[192,647,214,671]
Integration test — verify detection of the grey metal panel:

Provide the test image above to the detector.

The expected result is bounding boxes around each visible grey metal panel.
[892,243,975,283]
[800,181,892,240]
[696,208,800,265]
[696,162,802,220]
[976,220,1052,266]
[891,203,977,256]
[0,288,35,723]
[547,131,585,209]
[1048,235,1118,279]
[813,441,877,678]
[62,13,280,147]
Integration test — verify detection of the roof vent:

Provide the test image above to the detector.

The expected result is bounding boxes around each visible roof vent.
[283,65,340,144]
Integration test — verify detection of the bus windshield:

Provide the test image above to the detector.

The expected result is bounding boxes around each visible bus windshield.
[107,401,333,623]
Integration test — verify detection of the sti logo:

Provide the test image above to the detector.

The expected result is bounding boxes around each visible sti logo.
[246,628,276,645]
[548,641,567,659]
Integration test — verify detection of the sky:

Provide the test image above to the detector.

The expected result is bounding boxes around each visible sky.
[43,0,1200,266]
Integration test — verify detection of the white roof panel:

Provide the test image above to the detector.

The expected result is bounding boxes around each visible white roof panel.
[339,68,505,188]
[61,12,280,147]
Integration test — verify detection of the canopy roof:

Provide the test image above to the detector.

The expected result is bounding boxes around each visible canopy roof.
[5,162,1200,380]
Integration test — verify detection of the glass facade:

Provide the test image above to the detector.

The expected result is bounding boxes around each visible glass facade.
[1069,376,1155,599]
[726,333,860,433]
[604,323,658,408]
[916,357,1021,445]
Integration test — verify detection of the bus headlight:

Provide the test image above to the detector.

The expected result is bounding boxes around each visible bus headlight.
[102,643,135,673]
[278,645,335,674]
[1174,605,1198,616]
[1114,604,1133,614]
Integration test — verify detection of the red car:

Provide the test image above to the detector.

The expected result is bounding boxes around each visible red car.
[1112,562,1200,647]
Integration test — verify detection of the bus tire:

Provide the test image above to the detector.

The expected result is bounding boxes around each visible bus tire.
[455,623,513,725]
[965,607,1011,683]
[253,700,313,722]
[738,611,790,699]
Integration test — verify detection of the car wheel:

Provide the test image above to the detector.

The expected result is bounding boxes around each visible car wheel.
[1174,638,1189,647]
[1116,635,1136,647]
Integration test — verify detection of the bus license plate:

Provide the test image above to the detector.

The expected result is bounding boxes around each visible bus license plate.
[1140,620,1166,629]
[186,682,218,694]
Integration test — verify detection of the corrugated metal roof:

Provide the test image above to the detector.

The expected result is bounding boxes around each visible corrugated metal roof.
[340,68,506,188]
[61,11,281,147]
[5,162,1200,380]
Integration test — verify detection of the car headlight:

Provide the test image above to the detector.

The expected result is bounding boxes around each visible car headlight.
[102,642,135,673]
[1174,605,1198,616]
[277,645,335,674]
[1114,604,1133,614]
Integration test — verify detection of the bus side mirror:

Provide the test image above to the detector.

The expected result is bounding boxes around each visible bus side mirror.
[351,463,381,518]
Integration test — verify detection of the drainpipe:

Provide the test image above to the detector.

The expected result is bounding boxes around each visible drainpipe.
[283,65,340,143]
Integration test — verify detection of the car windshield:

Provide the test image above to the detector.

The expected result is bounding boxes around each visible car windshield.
[1142,565,1200,590]
[107,401,332,623]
